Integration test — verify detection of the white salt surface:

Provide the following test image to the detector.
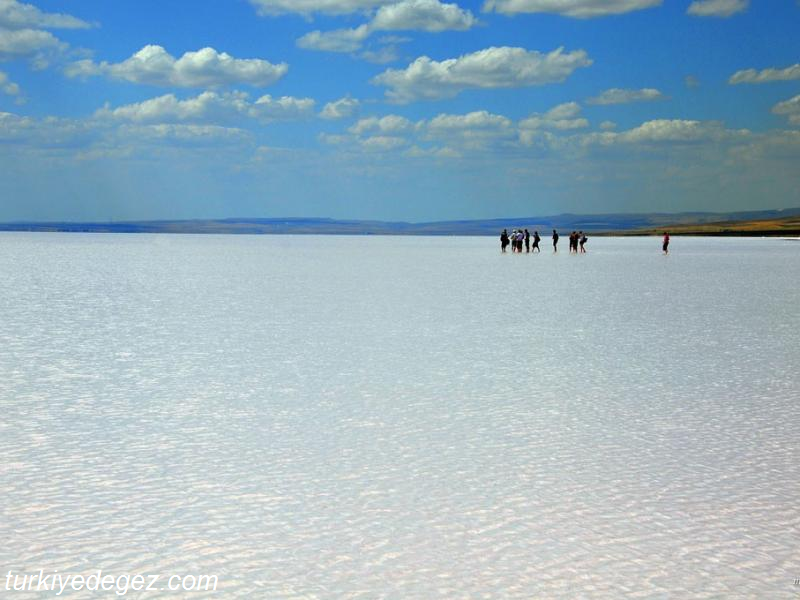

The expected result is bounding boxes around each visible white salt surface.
[1,233,799,598]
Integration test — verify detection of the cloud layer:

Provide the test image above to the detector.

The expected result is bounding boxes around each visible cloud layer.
[65,45,288,88]
[520,102,588,132]
[95,91,315,124]
[587,87,665,105]
[687,0,748,18]
[0,0,91,30]
[297,0,478,53]
[0,0,91,63]
[0,68,19,96]
[729,63,800,85]
[320,96,361,119]
[372,46,592,102]
[481,0,661,18]
[320,102,766,161]
[772,94,800,126]
[249,0,394,17]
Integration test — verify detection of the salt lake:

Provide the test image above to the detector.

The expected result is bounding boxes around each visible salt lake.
[1,233,798,598]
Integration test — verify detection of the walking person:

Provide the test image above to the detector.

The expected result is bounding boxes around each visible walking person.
[532,230,541,253]
[579,231,587,253]
[663,232,670,255]
[552,229,559,252]
[500,229,509,253]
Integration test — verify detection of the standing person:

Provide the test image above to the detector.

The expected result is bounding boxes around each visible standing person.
[532,230,541,253]
[500,229,509,253]
[663,232,670,254]
[516,229,524,253]
[579,231,588,253]
[524,229,531,253]
[552,229,559,252]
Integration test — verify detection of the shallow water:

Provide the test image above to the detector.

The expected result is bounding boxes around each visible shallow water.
[1,233,799,598]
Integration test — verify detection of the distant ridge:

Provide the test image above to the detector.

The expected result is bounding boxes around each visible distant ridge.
[2,208,800,236]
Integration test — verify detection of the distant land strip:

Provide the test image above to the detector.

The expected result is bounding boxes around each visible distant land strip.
[2,209,800,237]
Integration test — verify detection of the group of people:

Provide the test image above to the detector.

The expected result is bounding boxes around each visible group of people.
[500,229,587,254]
[567,231,588,253]
[501,229,540,253]
[500,229,671,254]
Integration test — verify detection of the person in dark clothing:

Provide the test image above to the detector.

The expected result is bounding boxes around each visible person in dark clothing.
[532,230,541,252]
[552,229,559,252]
[524,229,530,253]
[500,229,509,253]
[663,232,670,254]
[579,232,587,253]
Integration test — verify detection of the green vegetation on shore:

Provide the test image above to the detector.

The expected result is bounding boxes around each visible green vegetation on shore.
[618,214,800,237]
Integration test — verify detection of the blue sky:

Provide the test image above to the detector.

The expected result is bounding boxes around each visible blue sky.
[0,0,798,222]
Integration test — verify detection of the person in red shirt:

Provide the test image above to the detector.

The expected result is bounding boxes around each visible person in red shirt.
[663,232,670,254]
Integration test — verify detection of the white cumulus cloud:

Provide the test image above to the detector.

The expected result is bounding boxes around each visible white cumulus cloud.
[251,94,316,120]
[65,45,288,88]
[729,63,800,85]
[0,0,91,64]
[332,109,515,153]
[333,114,415,152]
[0,68,19,94]
[297,25,370,52]
[426,110,512,131]
[519,102,588,144]
[249,0,394,17]
[95,91,315,124]
[297,0,477,53]
[772,94,800,126]
[482,0,661,18]
[422,110,515,149]
[612,119,747,144]
[372,0,477,31]
[320,96,360,119]
[372,45,592,103]
[0,0,91,30]
[687,0,748,17]
[349,114,413,135]
[0,110,97,147]
[587,87,665,105]
[0,27,61,60]
[0,109,256,158]
[117,123,253,148]
[360,134,409,150]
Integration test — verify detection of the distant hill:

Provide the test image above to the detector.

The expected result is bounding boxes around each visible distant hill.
[620,214,800,236]
[2,208,800,236]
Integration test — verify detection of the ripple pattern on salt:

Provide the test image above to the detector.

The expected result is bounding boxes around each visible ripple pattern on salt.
[1,234,799,598]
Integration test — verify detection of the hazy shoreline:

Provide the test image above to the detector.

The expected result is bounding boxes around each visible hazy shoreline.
[2,207,799,237]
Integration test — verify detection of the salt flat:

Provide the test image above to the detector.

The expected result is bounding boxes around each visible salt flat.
[1,233,798,598]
